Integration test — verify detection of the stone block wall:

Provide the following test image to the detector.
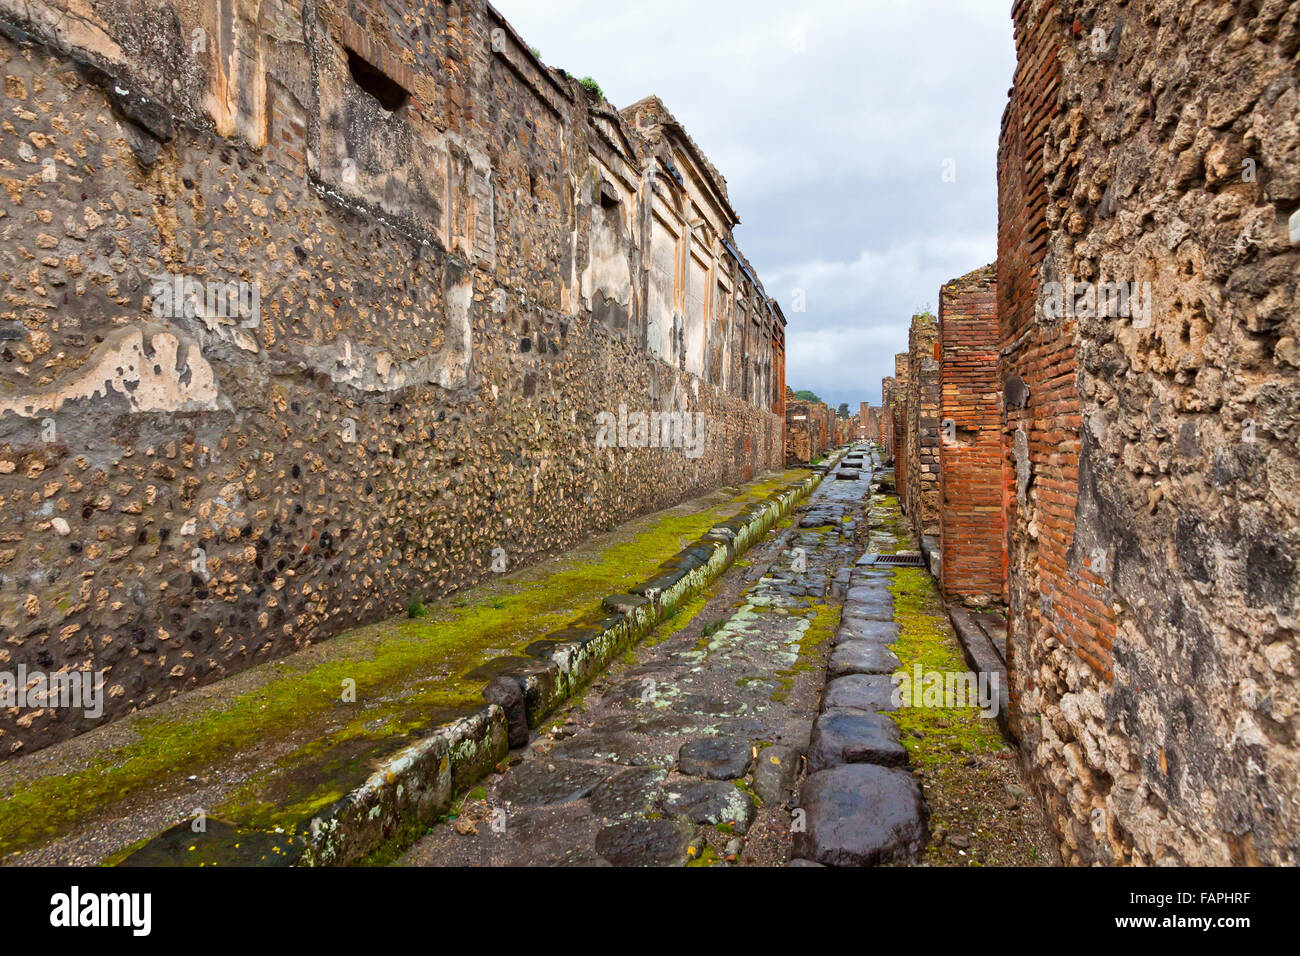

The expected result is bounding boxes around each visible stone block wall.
[937,264,1003,603]
[0,0,785,755]
[878,380,897,455]
[999,0,1300,864]
[890,352,908,475]
[904,315,940,542]
[784,393,820,465]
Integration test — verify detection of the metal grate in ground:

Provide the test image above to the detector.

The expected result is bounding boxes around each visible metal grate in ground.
[856,552,926,567]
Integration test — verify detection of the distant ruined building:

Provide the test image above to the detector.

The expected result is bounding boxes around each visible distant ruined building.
[784,389,837,466]
[0,0,785,754]
[888,0,1300,865]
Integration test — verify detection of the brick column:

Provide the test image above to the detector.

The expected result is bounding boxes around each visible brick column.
[937,265,1003,603]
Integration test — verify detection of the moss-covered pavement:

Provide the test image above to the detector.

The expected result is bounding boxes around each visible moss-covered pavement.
[400,454,873,867]
[868,491,1058,866]
[0,469,817,866]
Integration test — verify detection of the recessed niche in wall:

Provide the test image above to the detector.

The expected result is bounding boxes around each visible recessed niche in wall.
[346,47,410,112]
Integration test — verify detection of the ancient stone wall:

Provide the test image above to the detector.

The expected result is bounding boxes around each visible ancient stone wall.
[890,352,908,479]
[937,265,1003,603]
[784,392,819,465]
[999,0,1300,864]
[814,403,832,450]
[877,382,896,455]
[0,0,785,756]
[904,315,940,543]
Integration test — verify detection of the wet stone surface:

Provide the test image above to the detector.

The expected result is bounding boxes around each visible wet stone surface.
[400,448,878,867]
[751,744,800,806]
[827,641,901,677]
[677,736,754,779]
[807,709,909,772]
[496,759,613,809]
[791,764,928,866]
[660,780,757,834]
[823,674,898,713]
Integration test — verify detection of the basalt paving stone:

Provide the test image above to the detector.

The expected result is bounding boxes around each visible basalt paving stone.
[827,641,902,677]
[807,710,908,772]
[850,570,894,583]
[595,818,703,867]
[835,619,902,645]
[624,712,712,735]
[843,604,895,624]
[823,674,897,713]
[845,586,894,605]
[548,732,676,768]
[660,779,757,834]
[677,736,754,779]
[405,803,607,867]
[497,758,614,808]
[752,744,801,806]
[791,764,928,866]
[674,693,753,717]
[587,768,668,819]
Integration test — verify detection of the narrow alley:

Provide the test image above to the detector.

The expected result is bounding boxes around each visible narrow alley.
[402,447,1054,867]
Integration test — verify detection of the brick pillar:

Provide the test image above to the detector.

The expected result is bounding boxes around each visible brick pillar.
[937,264,1003,603]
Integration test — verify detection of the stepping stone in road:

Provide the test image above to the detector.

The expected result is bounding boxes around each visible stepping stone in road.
[807,709,908,772]
[843,603,895,624]
[846,585,894,607]
[595,819,703,867]
[823,674,897,713]
[677,736,753,779]
[498,759,613,808]
[791,764,928,866]
[751,744,801,806]
[834,619,902,646]
[661,780,757,834]
[827,641,901,677]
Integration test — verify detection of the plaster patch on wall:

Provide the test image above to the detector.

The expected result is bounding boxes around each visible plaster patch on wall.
[0,324,222,419]
[1014,426,1030,506]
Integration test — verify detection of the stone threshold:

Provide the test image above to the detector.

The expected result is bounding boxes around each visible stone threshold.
[0,464,835,868]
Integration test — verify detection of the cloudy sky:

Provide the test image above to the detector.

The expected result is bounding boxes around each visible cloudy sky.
[496,0,1015,411]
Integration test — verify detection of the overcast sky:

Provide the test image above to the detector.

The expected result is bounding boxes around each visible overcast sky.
[496,0,1015,411]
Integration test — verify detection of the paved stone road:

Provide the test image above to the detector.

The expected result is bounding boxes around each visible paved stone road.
[789,471,929,866]
[401,449,881,866]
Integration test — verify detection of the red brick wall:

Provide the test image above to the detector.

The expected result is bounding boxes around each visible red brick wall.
[999,0,1116,710]
[938,265,1004,602]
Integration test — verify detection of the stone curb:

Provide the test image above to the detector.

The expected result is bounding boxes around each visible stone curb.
[295,465,834,866]
[300,705,508,866]
[945,603,1012,740]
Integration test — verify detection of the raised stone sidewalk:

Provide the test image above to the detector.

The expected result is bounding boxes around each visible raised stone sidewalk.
[0,468,827,866]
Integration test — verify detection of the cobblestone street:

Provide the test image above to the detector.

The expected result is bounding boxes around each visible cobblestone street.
[402,448,1055,866]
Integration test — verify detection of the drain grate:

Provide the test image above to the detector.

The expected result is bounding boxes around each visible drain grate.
[857,552,926,568]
